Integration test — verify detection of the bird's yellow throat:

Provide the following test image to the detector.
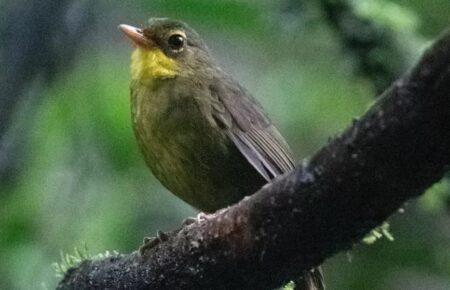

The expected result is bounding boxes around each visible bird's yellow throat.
[131,48,179,80]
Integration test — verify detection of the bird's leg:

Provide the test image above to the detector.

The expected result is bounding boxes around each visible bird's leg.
[182,216,197,226]
[182,212,213,226]
[141,213,215,255]
[139,230,169,255]
[197,212,212,220]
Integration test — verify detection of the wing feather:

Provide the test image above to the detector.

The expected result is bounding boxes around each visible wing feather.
[210,76,295,180]
[227,131,273,181]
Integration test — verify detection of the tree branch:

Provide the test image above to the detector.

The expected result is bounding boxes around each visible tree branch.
[0,0,97,184]
[57,30,450,290]
[318,0,413,93]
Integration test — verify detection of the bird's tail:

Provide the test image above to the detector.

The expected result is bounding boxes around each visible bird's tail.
[293,267,325,290]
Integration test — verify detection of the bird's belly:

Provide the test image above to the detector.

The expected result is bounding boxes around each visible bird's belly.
[133,96,264,212]
[151,126,263,211]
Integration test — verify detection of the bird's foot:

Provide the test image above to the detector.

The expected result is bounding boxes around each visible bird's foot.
[182,216,197,226]
[139,230,169,256]
[182,212,213,226]
[197,212,212,221]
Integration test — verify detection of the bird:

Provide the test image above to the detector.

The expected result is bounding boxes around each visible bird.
[119,18,324,290]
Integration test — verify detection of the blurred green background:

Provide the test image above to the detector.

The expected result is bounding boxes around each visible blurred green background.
[0,0,449,289]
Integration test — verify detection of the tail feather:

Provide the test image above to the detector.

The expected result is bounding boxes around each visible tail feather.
[293,267,325,290]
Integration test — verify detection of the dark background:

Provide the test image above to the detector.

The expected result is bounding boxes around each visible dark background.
[0,1,449,289]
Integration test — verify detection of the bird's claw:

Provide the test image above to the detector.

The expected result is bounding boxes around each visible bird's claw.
[196,212,211,221]
[182,212,212,227]
[156,230,169,241]
[139,230,170,255]
[140,214,213,255]
[182,217,197,226]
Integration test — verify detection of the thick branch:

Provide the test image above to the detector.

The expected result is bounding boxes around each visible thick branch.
[58,31,450,289]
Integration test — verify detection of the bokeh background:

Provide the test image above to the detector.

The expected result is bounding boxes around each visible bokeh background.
[1,0,449,289]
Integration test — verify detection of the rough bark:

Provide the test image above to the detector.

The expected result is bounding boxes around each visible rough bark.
[57,30,450,290]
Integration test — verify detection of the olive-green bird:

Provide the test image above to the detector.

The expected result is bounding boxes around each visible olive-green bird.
[119,18,324,290]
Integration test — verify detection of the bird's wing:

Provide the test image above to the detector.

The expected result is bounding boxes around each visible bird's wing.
[209,76,324,290]
[209,76,295,181]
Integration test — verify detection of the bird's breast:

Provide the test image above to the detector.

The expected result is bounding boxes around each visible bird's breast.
[130,79,264,211]
[131,79,228,174]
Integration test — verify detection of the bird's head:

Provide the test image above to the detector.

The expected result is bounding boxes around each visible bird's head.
[119,18,211,81]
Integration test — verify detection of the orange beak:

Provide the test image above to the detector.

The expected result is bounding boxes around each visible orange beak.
[118,24,153,48]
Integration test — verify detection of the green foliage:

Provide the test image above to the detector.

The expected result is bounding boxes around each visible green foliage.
[283,281,296,290]
[52,244,90,278]
[421,178,450,213]
[352,0,419,31]
[52,244,119,277]
[362,222,394,244]
[148,0,266,32]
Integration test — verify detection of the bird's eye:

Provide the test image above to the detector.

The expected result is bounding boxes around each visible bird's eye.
[168,34,185,50]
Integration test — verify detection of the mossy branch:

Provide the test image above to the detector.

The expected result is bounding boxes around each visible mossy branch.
[57,30,450,289]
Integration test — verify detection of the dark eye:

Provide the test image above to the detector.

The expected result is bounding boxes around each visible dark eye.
[168,34,185,50]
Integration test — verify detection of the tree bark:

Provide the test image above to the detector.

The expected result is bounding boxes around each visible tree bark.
[57,30,450,290]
